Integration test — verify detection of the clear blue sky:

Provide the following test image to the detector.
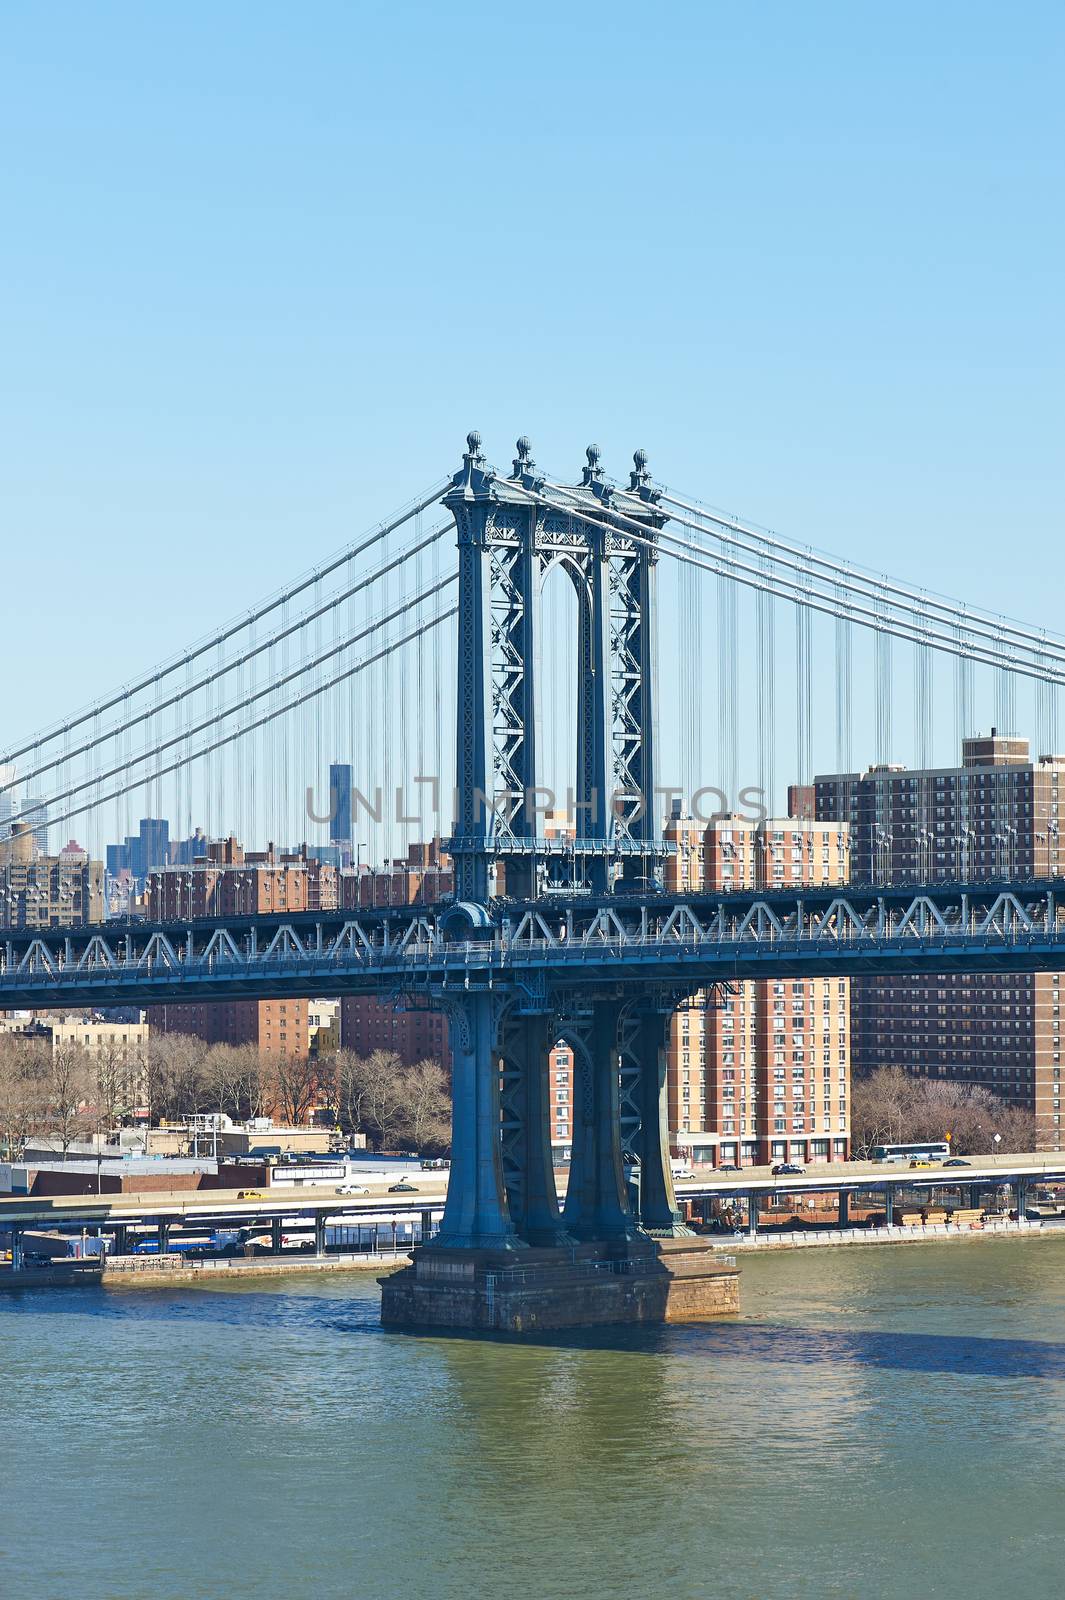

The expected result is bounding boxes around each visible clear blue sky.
[2,1,1063,756]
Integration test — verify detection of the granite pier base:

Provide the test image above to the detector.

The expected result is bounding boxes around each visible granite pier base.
[379,1235,739,1333]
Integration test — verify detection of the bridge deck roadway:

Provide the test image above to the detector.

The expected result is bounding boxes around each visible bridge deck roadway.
[0,1177,449,1230]
[3,883,1065,1008]
[2,1155,1062,1231]
[4,934,1065,1011]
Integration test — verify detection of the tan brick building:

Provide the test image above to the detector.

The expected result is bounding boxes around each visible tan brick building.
[0,823,104,928]
[664,811,851,1167]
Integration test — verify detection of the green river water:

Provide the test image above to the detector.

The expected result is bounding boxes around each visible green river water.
[3,1236,1065,1600]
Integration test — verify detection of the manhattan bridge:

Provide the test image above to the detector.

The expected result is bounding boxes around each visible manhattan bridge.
[3,433,1065,1289]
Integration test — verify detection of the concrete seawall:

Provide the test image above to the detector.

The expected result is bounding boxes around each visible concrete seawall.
[101,1251,409,1287]
[715,1217,1058,1253]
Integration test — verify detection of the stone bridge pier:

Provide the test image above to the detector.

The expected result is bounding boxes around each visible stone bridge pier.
[379,987,739,1333]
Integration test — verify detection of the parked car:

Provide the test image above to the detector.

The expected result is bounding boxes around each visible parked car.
[716,1162,741,1174]
[388,1180,419,1193]
[771,1162,805,1176]
[672,1168,695,1183]
[943,1157,972,1168]
[335,1183,369,1196]
[237,1189,264,1200]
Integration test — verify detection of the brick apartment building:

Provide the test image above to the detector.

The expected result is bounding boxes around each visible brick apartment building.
[808,732,1065,1152]
[148,837,338,920]
[148,996,311,1059]
[338,840,454,1064]
[664,810,852,1167]
[146,838,337,1060]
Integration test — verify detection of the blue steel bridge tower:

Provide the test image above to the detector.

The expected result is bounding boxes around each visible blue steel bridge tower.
[446,430,669,903]
[394,435,692,1276]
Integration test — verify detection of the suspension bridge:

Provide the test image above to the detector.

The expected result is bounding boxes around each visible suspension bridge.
[3,431,1064,1327]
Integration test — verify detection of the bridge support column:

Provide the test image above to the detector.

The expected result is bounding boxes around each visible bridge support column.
[746,1195,759,1238]
[10,1226,22,1271]
[564,1000,636,1241]
[431,992,523,1252]
[629,1005,687,1236]
[500,1011,570,1247]
[884,1187,895,1226]
[314,1211,326,1257]
[1016,1180,1028,1223]
[271,1217,283,1254]
[419,1209,433,1244]
[113,1224,128,1255]
[156,1220,170,1255]
[838,1191,850,1228]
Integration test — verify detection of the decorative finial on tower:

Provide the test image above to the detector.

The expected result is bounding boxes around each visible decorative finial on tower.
[630,446,652,491]
[466,429,483,458]
[512,435,536,477]
[581,442,606,490]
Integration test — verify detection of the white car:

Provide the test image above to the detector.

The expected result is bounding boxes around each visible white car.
[672,1168,695,1183]
[335,1183,370,1196]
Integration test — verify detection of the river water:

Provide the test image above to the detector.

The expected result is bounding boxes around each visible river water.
[3,1238,1065,1600]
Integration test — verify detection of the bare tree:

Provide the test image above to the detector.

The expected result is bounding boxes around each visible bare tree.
[233,1043,272,1122]
[0,1036,50,1158]
[852,1067,1037,1156]
[269,1052,324,1126]
[44,1044,93,1154]
[143,1034,210,1123]
[92,1036,139,1130]
[404,1058,451,1153]
[332,1048,450,1152]
[201,1044,247,1120]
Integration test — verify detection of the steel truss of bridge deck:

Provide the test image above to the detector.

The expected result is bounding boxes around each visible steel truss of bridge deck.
[1,881,1065,1008]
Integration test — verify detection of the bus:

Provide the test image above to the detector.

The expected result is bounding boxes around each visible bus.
[868,1141,950,1165]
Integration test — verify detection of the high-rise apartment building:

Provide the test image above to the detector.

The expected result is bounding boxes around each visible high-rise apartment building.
[810,732,1065,1151]
[0,823,105,928]
[663,811,851,1167]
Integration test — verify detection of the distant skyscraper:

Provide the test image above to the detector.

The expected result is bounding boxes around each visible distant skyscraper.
[0,764,15,842]
[20,797,48,856]
[329,762,353,858]
[105,817,171,886]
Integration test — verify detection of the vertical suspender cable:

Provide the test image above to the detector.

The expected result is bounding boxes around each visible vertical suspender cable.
[874,585,893,766]
[953,621,974,755]
[834,587,853,827]
[913,638,933,769]
[717,558,737,816]
[794,561,813,788]
[756,554,775,816]
[995,663,1016,737]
